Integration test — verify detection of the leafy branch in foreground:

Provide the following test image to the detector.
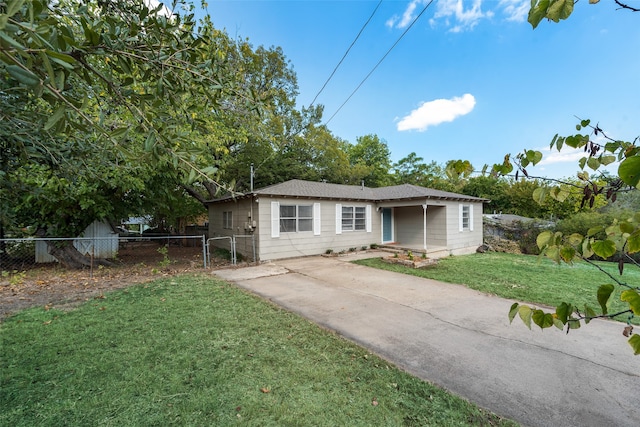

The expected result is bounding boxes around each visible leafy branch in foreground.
[507,210,640,354]
[488,117,640,354]
[528,0,639,29]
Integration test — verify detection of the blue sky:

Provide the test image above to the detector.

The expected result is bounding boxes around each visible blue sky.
[190,0,639,179]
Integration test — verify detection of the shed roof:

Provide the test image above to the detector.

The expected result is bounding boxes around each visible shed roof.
[209,179,487,204]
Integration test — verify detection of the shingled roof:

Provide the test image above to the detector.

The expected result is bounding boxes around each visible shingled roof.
[209,179,487,203]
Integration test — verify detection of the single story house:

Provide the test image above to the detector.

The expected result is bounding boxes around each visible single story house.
[207,179,487,261]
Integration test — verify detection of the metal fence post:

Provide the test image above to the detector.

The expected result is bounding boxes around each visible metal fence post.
[201,235,207,268]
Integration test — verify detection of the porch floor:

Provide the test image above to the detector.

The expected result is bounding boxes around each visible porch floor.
[378,244,449,259]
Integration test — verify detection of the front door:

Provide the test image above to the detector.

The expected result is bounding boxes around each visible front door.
[382,208,393,243]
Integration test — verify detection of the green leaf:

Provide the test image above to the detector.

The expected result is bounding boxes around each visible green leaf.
[528,0,551,28]
[568,318,581,330]
[532,309,554,329]
[110,127,130,138]
[582,238,594,258]
[586,156,600,171]
[552,316,564,330]
[519,305,533,329]
[187,168,197,184]
[578,157,587,170]
[621,290,640,316]
[39,51,56,87]
[618,156,640,188]
[586,226,604,237]
[537,231,553,249]
[599,155,616,166]
[567,233,583,246]
[627,230,640,254]
[547,0,574,22]
[597,284,615,316]
[44,105,66,131]
[550,186,570,202]
[559,245,575,263]
[591,239,616,259]
[526,150,543,165]
[620,221,635,234]
[5,64,40,87]
[628,334,640,355]
[144,132,156,152]
[508,302,519,323]
[584,305,597,324]
[556,302,572,324]
[605,141,621,153]
[46,50,77,70]
[545,245,561,263]
[7,0,27,17]
[532,187,547,205]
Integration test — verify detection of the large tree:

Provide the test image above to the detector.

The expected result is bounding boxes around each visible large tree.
[0,0,257,267]
[346,134,393,187]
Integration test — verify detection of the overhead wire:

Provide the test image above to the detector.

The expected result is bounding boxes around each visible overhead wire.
[308,0,383,108]
[252,0,384,183]
[324,0,435,126]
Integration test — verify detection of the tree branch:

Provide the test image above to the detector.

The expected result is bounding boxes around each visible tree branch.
[180,184,209,207]
[614,0,640,12]
[581,256,634,290]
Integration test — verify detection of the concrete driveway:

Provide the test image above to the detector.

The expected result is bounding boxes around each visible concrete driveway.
[213,252,640,427]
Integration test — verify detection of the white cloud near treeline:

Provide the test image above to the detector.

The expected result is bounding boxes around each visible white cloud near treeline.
[396,94,476,132]
[387,0,529,32]
[536,147,585,166]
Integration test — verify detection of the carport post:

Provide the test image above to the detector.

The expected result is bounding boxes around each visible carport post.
[422,204,427,251]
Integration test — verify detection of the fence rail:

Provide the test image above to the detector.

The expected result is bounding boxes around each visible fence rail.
[206,234,256,266]
[0,235,208,277]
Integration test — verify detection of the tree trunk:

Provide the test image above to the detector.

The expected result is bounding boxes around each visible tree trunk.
[46,240,114,269]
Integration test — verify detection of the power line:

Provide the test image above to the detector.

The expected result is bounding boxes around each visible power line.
[308,0,383,108]
[324,0,434,126]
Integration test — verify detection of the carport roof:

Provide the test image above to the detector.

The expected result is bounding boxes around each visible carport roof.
[208,179,487,204]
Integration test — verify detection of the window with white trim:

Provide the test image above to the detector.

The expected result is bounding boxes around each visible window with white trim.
[342,206,366,231]
[459,204,473,231]
[280,204,313,232]
[462,205,470,230]
[222,211,232,229]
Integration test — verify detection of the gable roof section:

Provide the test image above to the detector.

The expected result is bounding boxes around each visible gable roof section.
[209,179,487,204]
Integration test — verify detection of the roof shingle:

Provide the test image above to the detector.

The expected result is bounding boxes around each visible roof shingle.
[209,179,487,204]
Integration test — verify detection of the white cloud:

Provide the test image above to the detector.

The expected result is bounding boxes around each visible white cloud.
[498,0,529,22]
[536,147,585,166]
[432,0,492,32]
[390,0,529,32]
[387,0,421,29]
[397,93,476,132]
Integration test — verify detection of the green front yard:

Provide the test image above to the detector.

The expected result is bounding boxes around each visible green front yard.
[355,252,639,324]
[1,275,515,426]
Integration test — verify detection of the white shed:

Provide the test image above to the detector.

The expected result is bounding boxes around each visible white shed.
[36,220,119,263]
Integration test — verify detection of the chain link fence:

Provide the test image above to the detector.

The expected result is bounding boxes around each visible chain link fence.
[0,235,252,319]
[1,235,208,280]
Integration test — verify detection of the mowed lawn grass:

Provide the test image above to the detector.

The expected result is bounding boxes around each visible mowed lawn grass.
[1,275,516,426]
[355,252,639,323]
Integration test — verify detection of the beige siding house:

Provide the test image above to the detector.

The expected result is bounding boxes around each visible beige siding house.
[207,179,486,261]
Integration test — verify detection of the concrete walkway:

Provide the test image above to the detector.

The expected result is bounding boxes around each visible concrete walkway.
[213,252,640,427]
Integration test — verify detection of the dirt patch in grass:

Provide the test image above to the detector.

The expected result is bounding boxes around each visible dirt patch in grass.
[0,242,234,320]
